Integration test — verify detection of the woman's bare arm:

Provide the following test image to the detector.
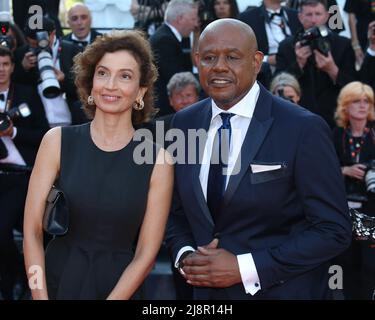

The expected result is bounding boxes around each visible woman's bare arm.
[107,148,174,299]
[23,127,61,300]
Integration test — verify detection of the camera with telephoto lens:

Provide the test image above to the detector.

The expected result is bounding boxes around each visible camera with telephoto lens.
[296,25,331,56]
[0,103,31,159]
[30,31,61,99]
[364,160,375,194]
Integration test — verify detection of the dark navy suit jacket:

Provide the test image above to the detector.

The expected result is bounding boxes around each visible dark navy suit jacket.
[166,84,352,299]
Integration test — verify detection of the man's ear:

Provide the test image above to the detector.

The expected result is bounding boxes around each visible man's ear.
[254,51,264,75]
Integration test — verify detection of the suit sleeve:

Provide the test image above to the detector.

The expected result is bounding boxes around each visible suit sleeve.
[165,115,196,261]
[251,114,352,291]
[151,37,191,83]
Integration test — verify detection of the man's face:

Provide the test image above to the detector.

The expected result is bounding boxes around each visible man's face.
[298,3,329,30]
[68,5,91,40]
[178,7,199,37]
[0,55,14,86]
[195,24,263,110]
[169,84,199,112]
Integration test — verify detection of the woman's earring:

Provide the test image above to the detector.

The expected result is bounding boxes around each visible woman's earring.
[133,98,144,111]
[87,95,95,105]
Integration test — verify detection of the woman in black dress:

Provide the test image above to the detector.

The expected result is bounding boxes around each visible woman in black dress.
[23,30,174,300]
[333,81,375,300]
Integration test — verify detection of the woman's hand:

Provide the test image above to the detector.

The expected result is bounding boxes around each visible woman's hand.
[342,164,367,180]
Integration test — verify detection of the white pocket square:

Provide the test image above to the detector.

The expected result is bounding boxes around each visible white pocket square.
[250,164,282,173]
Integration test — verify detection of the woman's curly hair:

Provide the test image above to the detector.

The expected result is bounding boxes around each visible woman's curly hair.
[73,30,158,125]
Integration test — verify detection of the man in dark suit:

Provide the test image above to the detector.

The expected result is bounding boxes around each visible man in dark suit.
[13,15,86,125]
[150,0,199,116]
[0,47,49,300]
[166,18,352,300]
[239,0,302,68]
[63,3,101,49]
[276,0,357,128]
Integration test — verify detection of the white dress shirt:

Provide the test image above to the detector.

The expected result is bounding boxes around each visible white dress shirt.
[263,9,291,64]
[176,82,262,296]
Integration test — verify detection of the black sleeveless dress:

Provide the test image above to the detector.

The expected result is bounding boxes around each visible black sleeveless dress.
[45,123,159,299]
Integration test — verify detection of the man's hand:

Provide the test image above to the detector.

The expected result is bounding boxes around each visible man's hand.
[54,68,65,83]
[314,50,338,82]
[0,120,14,137]
[22,51,37,71]
[295,41,312,70]
[181,239,242,288]
[342,164,367,180]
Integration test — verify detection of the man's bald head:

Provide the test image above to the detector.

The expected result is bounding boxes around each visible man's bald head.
[194,18,264,110]
[67,3,92,40]
[198,18,258,52]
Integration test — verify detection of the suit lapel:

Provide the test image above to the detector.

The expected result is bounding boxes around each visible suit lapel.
[223,85,274,206]
[189,100,214,226]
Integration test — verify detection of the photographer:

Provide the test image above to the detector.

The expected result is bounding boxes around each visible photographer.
[333,81,375,300]
[0,47,49,299]
[276,0,357,128]
[13,15,85,125]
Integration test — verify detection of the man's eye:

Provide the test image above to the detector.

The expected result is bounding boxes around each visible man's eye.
[122,74,131,79]
[227,55,238,60]
[203,56,215,62]
[97,70,106,76]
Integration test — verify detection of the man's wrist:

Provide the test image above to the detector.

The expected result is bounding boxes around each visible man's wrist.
[176,250,193,269]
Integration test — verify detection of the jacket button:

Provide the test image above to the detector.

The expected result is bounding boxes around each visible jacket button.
[213,232,221,239]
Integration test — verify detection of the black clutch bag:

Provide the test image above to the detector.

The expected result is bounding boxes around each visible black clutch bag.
[43,186,69,236]
[349,208,375,241]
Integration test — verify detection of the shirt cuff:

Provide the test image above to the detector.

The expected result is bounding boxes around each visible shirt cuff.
[237,253,261,295]
[367,47,375,57]
[262,55,269,63]
[11,126,17,139]
[174,246,195,268]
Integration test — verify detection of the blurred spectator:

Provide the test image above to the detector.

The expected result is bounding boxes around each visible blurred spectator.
[150,0,199,116]
[85,0,136,31]
[63,3,102,48]
[344,0,375,67]
[199,0,240,30]
[167,71,200,112]
[13,15,85,125]
[270,71,301,103]
[132,0,169,36]
[287,0,344,34]
[332,81,375,300]
[276,0,357,128]
[360,21,375,93]
[239,0,302,68]
[0,47,49,300]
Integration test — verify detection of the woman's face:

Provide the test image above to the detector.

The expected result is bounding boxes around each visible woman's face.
[214,0,231,19]
[91,50,147,116]
[347,94,371,122]
[283,85,300,104]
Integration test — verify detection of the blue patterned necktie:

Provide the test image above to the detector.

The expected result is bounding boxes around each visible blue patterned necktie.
[207,112,234,223]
